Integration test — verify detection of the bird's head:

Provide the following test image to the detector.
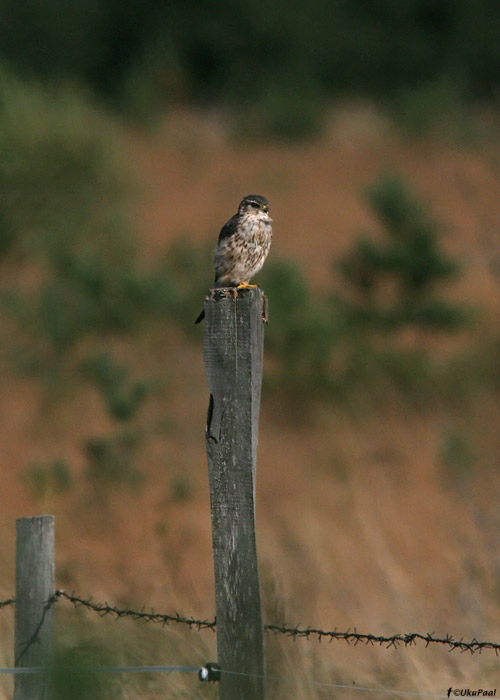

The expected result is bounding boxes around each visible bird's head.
[238,194,272,222]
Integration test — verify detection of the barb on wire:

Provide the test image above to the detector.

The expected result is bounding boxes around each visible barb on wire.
[264,623,500,655]
[3,590,498,656]
[55,590,216,631]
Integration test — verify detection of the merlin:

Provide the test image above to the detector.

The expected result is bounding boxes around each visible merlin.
[195,194,273,323]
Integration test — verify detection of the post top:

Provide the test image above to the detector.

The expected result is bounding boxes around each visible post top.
[16,515,55,523]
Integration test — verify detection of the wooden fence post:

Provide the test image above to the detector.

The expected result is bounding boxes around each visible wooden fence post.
[14,515,55,700]
[203,287,266,700]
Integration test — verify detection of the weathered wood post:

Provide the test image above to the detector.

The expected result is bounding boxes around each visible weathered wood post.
[14,515,55,700]
[203,287,266,700]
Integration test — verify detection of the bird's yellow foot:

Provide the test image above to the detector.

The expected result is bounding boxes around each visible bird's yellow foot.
[236,283,258,288]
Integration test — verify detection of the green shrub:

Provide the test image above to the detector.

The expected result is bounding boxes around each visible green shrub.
[161,238,218,333]
[25,459,73,501]
[439,428,477,482]
[170,473,194,503]
[50,642,116,700]
[328,171,471,402]
[0,67,143,350]
[232,82,325,141]
[337,171,465,335]
[259,259,340,397]
[389,79,469,140]
[0,66,130,260]
[84,431,144,488]
[0,67,182,356]
[83,351,151,422]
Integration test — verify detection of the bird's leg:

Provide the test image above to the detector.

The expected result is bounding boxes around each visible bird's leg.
[236,282,258,288]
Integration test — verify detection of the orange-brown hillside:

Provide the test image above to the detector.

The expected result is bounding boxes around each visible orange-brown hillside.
[1,106,500,697]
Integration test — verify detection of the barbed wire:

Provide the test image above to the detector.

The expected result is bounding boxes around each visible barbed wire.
[3,590,499,656]
[55,590,500,655]
[264,623,500,654]
[54,590,216,631]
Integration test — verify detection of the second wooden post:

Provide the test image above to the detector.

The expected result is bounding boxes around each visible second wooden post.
[14,514,55,700]
[203,287,266,700]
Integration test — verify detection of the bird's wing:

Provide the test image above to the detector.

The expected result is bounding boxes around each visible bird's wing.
[217,213,239,243]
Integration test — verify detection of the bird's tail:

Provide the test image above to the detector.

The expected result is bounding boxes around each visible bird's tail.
[194,309,205,324]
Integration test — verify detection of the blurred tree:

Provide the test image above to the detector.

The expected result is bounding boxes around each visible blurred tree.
[0,0,161,99]
[0,67,180,356]
[0,0,500,130]
[337,172,465,333]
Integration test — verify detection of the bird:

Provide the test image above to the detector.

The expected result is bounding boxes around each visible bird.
[195,194,273,323]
